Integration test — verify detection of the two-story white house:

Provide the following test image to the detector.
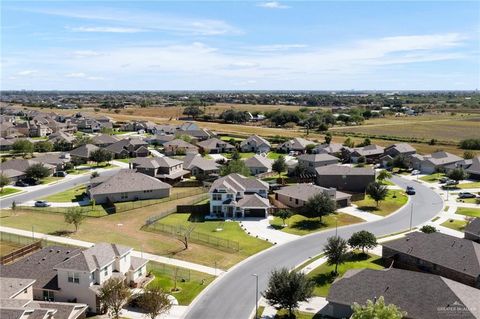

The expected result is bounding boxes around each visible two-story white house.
[240,135,271,153]
[209,173,271,219]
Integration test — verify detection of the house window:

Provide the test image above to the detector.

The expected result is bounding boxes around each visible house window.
[103,267,108,276]
[91,272,96,281]
[67,272,80,284]
[212,194,222,201]
[295,199,299,205]
[43,290,54,301]
[289,197,292,202]
[120,193,128,199]
[137,268,143,277]
[213,206,222,214]
[226,194,233,199]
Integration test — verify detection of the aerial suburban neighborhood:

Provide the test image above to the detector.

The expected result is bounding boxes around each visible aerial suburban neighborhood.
[1,1,480,319]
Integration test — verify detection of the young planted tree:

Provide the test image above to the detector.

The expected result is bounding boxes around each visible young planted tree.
[324,235,348,275]
[366,182,388,207]
[263,268,314,319]
[275,210,292,227]
[377,170,392,184]
[64,207,86,232]
[98,277,132,319]
[325,132,332,145]
[348,230,377,254]
[351,296,406,319]
[272,155,287,177]
[420,225,437,234]
[0,173,10,192]
[343,137,354,148]
[305,193,336,222]
[447,168,468,183]
[25,163,51,181]
[138,285,172,319]
[89,148,113,166]
[176,224,196,250]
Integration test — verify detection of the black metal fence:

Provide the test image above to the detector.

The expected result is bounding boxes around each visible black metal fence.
[148,262,191,282]
[144,193,209,225]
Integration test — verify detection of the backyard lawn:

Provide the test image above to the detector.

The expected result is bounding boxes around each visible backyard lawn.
[269,213,364,236]
[0,240,24,256]
[307,252,384,297]
[221,152,255,159]
[354,190,408,216]
[458,181,480,189]
[455,207,480,217]
[441,219,468,232]
[419,173,445,183]
[41,185,87,202]
[147,262,214,305]
[0,187,21,197]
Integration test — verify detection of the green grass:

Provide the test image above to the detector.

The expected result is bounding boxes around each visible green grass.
[269,213,364,236]
[115,158,132,163]
[17,205,108,217]
[456,198,479,204]
[354,190,408,216]
[147,262,214,305]
[40,176,63,184]
[441,219,468,232]
[458,181,480,189]
[431,216,440,222]
[378,179,395,186]
[274,309,322,319]
[156,213,272,256]
[80,162,116,168]
[444,206,450,211]
[266,152,283,160]
[307,252,384,297]
[0,187,21,197]
[221,152,255,159]
[455,207,480,217]
[419,173,445,183]
[41,186,87,202]
[219,135,244,142]
[295,254,325,271]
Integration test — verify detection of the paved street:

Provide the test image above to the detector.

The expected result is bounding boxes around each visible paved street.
[183,175,444,319]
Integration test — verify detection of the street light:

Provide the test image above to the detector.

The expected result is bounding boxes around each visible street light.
[252,274,259,319]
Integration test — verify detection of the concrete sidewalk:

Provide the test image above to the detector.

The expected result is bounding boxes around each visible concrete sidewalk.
[240,218,299,245]
[337,205,383,222]
[0,225,224,276]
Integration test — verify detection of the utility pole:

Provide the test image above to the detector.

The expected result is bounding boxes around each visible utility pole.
[252,274,259,319]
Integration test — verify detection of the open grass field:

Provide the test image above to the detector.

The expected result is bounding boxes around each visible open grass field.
[455,207,480,217]
[441,219,468,232]
[0,187,22,197]
[354,190,408,216]
[0,240,24,256]
[269,213,364,236]
[307,252,384,297]
[41,185,87,202]
[147,262,214,305]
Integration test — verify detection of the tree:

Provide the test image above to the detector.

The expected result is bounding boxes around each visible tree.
[305,193,336,222]
[73,136,92,147]
[138,285,172,319]
[357,156,366,165]
[11,139,34,157]
[0,173,10,191]
[348,230,377,254]
[366,182,388,207]
[324,236,348,275]
[275,210,292,226]
[305,144,316,154]
[463,151,475,159]
[98,277,132,319]
[377,170,392,183]
[343,137,354,148]
[91,171,100,179]
[272,155,287,177]
[25,163,51,180]
[447,168,468,182]
[392,154,409,170]
[89,148,113,166]
[263,268,314,318]
[231,149,241,160]
[420,225,437,233]
[220,160,251,176]
[359,138,371,147]
[64,207,86,232]
[351,296,406,319]
[34,140,53,153]
[325,132,332,144]
[176,224,196,250]
[183,105,204,120]
[54,140,72,151]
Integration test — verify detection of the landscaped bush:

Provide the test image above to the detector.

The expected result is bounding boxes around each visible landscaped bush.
[460,138,480,150]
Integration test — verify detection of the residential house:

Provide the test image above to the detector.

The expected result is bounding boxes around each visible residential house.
[209,173,271,218]
[131,156,189,183]
[0,137,15,151]
[88,170,171,204]
[244,154,273,176]
[91,134,119,148]
[146,134,175,146]
[384,143,416,157]
[196,138,235,154]
[325,268,480,319]
[240,135,271,153]
[33,153,71,171]
[105,138,149,158]
[176,122,215,141]
[311,143,344,156]
[121,120,157,133]
[461,156,480,180]
[343,144,385,163]
[382,231,480,288]
[0,277,87,319]
[0,122,22,138]
[154,124,178,135]
[48,131,76,150]
[277,137,316,153]
[183,153,219,178]
[297,153,340,174]
[315,164,375,193]
[69,144,100,164]
[0,159,55,182]
[410,151,463,174]
[163,139,198,156]
[465,218,480,243]
[274,183,351,208]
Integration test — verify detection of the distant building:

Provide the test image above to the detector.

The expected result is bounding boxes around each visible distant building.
[274,183,351,208]
[315,164,375,193]
[244,154,273,176]
[240,135,271,153]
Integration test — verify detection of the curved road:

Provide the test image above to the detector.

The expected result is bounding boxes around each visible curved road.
[184,175,443,319]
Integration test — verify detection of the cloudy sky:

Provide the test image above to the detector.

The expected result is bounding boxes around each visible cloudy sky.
[1,1,479,90]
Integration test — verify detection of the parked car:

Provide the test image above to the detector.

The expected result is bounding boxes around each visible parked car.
[439,177,449,183]
[458,192,477,199]
[445,179,459,186]
[411,170,420,175]
[20,178,39,186]
[53,171,68,177]
[34,200,51,207]
[406,186,416,195]
[15,180,29,187]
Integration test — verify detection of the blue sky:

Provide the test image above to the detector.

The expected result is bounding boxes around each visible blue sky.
[1,1,479,90]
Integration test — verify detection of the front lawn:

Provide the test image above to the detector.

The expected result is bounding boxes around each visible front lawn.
[378,179,395,186]
[419,173,445,183]
[41,185,87,202]
[354,190,408,216]
[458,181,480,189]
[267,152,284,160]
[441,219,468,232]
[269,213,364,236]
[456,207,480,217]
[0,187,21,197]
[40,176,63,184]
[307,252,384,297]
[221,152,255,159]
[147,262,214,305]
[456,198,479,204]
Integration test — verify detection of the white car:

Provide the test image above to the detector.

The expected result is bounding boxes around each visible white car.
[34,200,51,207]
[411,170,420,175]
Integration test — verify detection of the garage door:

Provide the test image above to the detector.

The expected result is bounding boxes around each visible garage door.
[244,208,266,218]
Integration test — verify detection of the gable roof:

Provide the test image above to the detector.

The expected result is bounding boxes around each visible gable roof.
[240,135,271,148]
[196,138,234,151]
[209,173,269,194]
[0,278,35,298]
[131,156,182,169]
[383,231,480,277]
[424,151,463,166]
[244,154,273,169]
[313,142,343,154]
[105,138,147,154]
[274,183,351,202]
[385,143,416,154]
[0,159,55,174]
[315,164,375,176]
[466,156,480,175]
[297,153,339,163]
[91,134,119,145]
[163,139,198,149]
[351,144,385,157]
[280,137,316,150]
[237,193,270,208]
[465,218,480,239]
[69,144,99,158]
[183,154,219,171]
[327,268,480,319]
[89,170,171,196]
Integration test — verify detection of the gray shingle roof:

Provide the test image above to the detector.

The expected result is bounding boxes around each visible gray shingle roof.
[465,218,480,239]
[240,135,271,148]
[0,159,55,174]
[274,183,351,202]
[297,153,339,163]
[466,156,480,175]
[383,231,480,277]
[351,144,385,157]
[244,154,273,169]
[327,268,480,319]
[279,137,316,150]
[131,156,182,169]
[69,144,99,159]
[163,139,198,149]
[237,194,270,208]
[91,134,119,145]
[424,151,463,166]
[0,278,35,299]
[196,138,234,151]
[385,143,416,154]
[315,164,375,176]
[183,154,219,171]
[209,173,269,194]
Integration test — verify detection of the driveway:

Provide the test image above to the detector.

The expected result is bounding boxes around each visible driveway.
[240,217,299,245]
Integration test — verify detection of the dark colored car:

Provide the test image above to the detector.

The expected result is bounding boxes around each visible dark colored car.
[458,192,476,199]
[15,180,29,187]
[439,177,449,183]
[22,177,39,186]
[53,171,68,177]
[406,186,416,195]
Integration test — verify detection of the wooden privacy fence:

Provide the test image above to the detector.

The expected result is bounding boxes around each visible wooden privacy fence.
[0,241,42,265]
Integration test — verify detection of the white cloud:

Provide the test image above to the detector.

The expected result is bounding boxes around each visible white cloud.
[65,72,104,80]
[258,1,290,9]
[254,44,307,51]
[17,70,37,76]
[68,26,145,33]
[72,50,103,58]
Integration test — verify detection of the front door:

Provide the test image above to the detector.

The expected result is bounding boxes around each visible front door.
[227,206,234,218]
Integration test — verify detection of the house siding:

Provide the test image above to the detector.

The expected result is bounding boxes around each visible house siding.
[90,188,170,204]
[316,174,374,193]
